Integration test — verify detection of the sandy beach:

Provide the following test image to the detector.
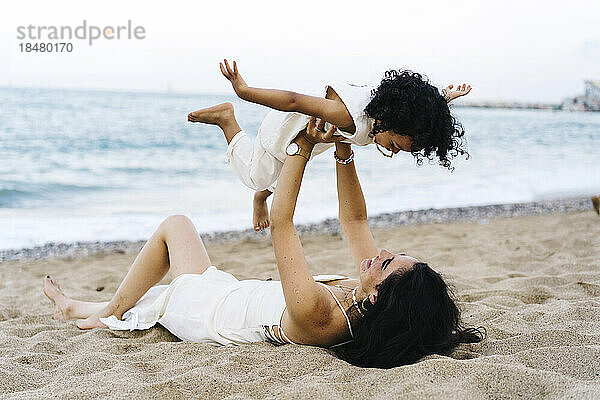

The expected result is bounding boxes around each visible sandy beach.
[1,206,599,399]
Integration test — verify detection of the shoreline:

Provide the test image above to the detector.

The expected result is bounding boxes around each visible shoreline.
[0,196,592,263]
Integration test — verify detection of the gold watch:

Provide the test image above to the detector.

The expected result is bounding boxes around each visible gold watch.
[285,142,311,161]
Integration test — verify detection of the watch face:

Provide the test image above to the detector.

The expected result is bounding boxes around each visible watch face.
[286,143,299,156]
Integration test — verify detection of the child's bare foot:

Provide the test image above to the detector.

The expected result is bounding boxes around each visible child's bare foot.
[76,313,108,330]
[43,275,72,321]
[253,190,272,231]
[187,102,242,143]
[187,102,234,125]
[253,198,270,232]
[592,195,600,215]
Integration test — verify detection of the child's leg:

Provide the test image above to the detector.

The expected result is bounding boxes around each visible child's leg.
[188,102,282,191]
[253,189,272,231]
[189,103,283,230]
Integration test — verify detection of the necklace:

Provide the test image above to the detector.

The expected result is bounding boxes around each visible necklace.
[332,284,364,319]
[352,286,365,317]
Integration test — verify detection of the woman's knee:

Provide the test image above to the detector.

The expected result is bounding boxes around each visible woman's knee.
[159,215,195,236]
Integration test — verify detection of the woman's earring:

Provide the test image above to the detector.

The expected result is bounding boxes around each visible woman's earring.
[362,298,370,310]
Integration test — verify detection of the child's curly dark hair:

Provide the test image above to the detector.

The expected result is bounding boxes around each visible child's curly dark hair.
[365,69,468,170]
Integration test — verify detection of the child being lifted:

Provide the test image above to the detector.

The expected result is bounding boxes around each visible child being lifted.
[188,59,471,231]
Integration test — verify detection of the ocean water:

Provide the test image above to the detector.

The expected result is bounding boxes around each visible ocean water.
[1,87,599,251]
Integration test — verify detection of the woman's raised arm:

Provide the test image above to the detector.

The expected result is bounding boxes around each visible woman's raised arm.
[269,128,332,329]
[334,142,378,275]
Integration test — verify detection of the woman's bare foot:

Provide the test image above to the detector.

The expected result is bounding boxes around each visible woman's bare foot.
[592,195,600,215]
[43,276,72,321]
[75,313,108,330]
[253,191,271,231]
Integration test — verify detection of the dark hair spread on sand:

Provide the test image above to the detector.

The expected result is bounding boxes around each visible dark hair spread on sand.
[332,263,485,369]
[365,69,468,170]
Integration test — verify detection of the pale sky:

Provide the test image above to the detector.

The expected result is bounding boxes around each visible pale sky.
[1,0,598,102]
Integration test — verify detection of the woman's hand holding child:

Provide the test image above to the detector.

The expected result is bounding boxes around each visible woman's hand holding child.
[302,116,344,145]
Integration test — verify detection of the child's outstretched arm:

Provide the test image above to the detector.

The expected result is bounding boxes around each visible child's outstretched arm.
[220,59,354,130]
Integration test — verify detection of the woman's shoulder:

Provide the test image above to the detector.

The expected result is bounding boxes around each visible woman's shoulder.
[281,277,357,346]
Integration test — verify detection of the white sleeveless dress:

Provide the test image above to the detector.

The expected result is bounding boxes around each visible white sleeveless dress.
[225,82,375,191]
[99,266,354,348]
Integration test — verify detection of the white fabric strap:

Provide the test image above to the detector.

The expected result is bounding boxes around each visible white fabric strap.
[317,282,354,339]
[277,326,297,345]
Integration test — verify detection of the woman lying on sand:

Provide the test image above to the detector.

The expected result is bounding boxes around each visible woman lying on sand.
[43,118,483,368]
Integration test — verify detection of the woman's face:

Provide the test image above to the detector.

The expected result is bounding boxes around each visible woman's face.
[359,248,419,305]
[373,131,414,154]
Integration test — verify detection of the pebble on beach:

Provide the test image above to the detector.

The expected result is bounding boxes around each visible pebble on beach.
[0,196,592,263]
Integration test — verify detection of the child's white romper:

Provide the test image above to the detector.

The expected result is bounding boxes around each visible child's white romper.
[225,82,375,191]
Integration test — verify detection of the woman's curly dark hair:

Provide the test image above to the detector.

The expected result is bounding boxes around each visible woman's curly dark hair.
[365,70,468,170]
[331,263,485,369]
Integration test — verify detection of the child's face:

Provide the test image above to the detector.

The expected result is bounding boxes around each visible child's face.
[373,131,414,154]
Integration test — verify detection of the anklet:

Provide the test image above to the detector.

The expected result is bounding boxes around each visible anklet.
[334,150,354,165]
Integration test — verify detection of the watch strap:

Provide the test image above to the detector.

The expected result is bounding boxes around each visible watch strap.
[295,145,311,160]
[288,141,311,160]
